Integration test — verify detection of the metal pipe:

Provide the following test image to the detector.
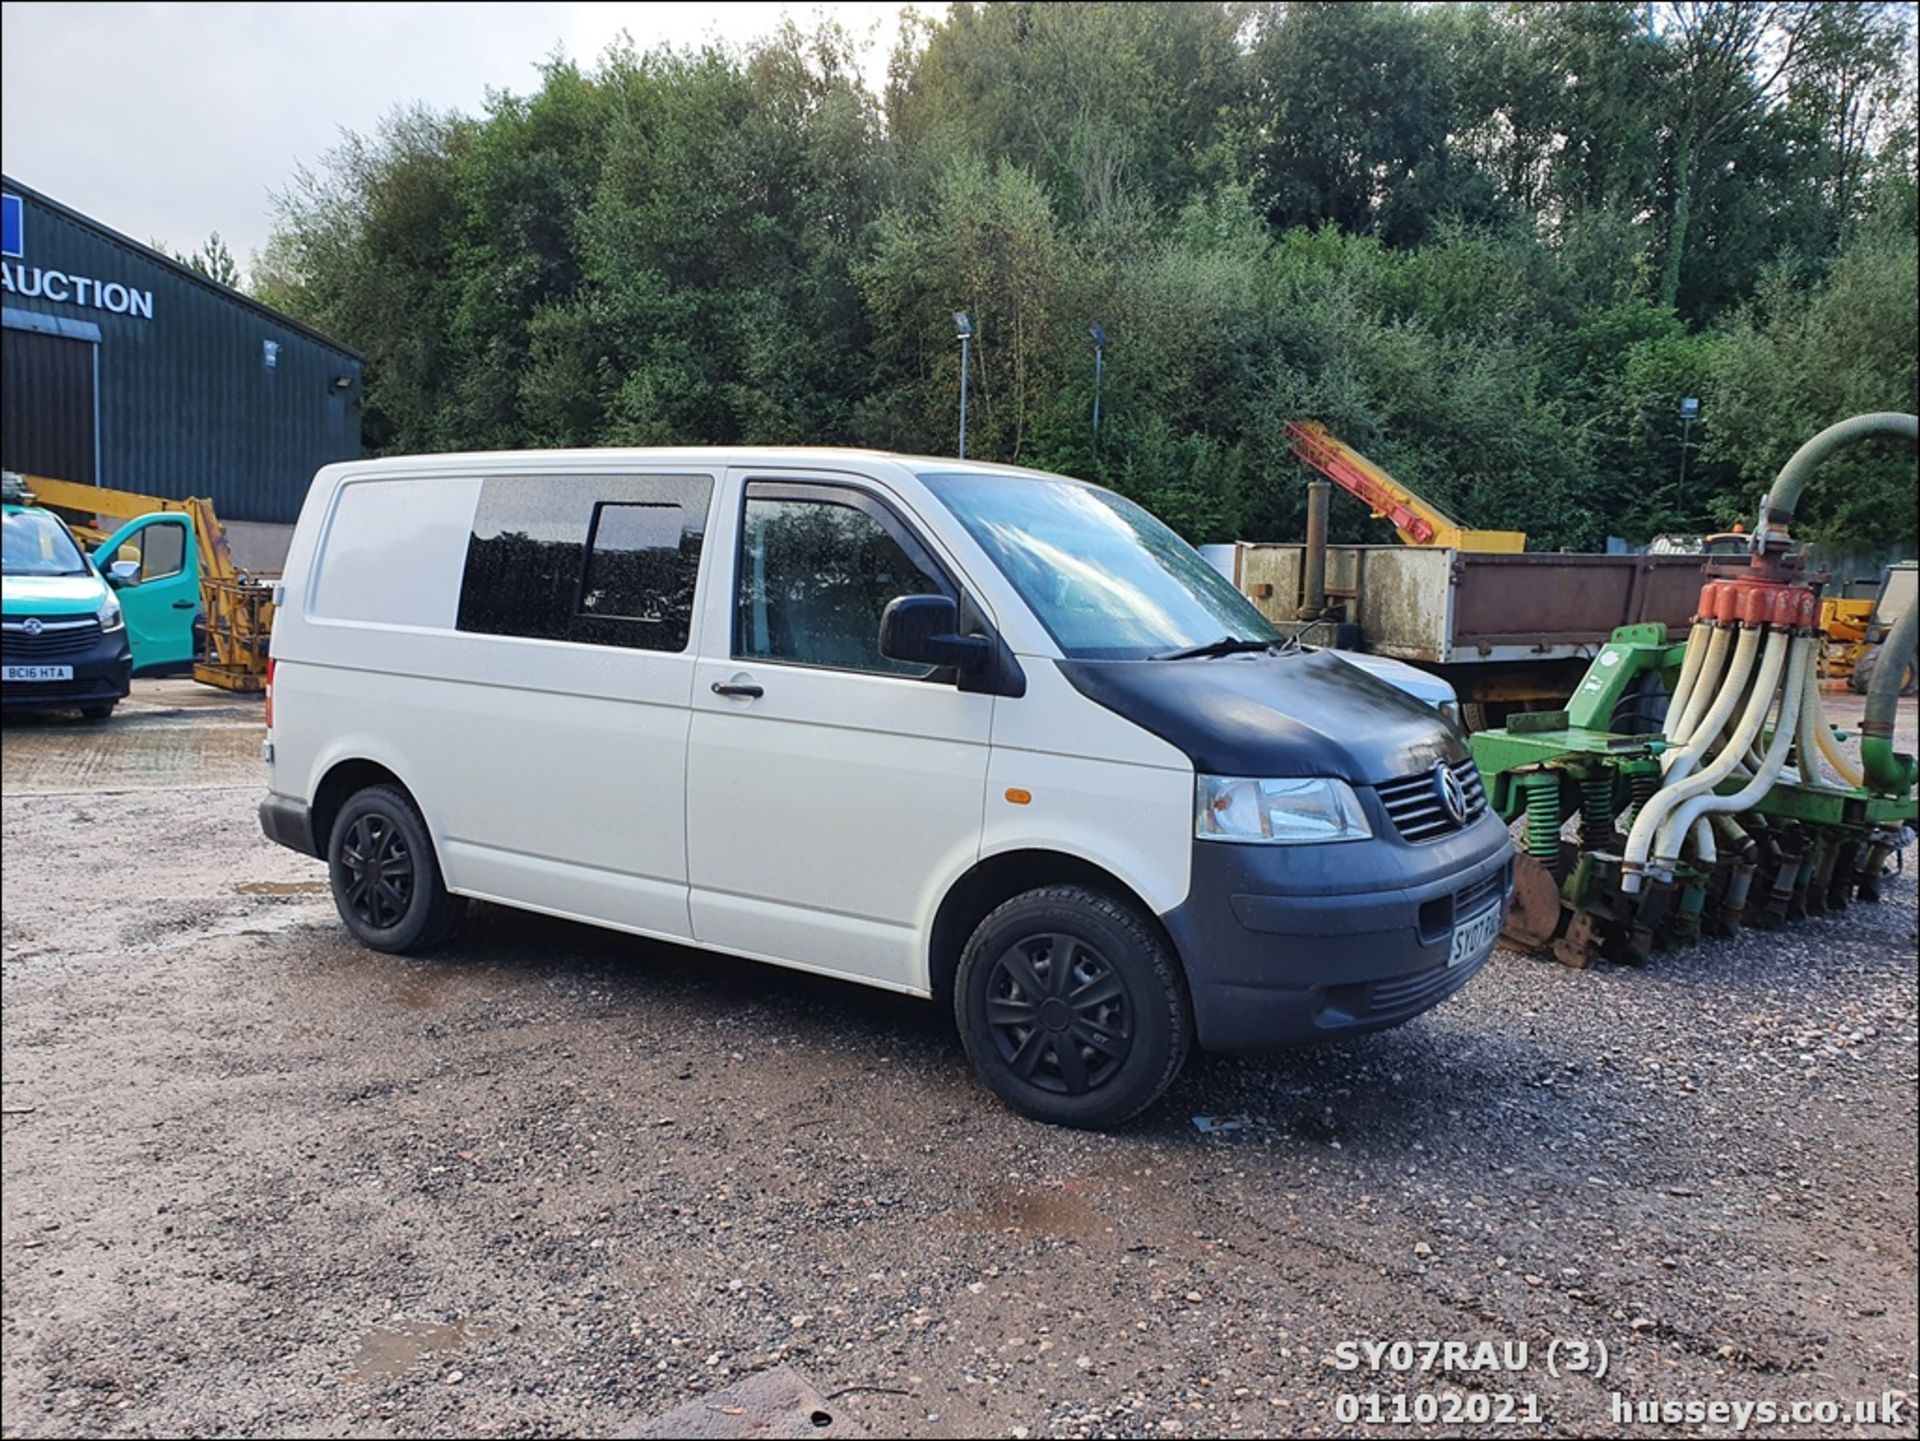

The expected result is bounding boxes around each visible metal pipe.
[1300,479,1330,619]
[1656,633,1813,864]
[1755,412,1917,543]
[1861,598,1919,794]
[1663,622,1713,740]
[1626,626,1785,884]
[957,332,971,458]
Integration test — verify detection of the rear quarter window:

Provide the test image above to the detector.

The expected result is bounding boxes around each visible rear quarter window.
[456,474,712,652]
[309,477,484,627]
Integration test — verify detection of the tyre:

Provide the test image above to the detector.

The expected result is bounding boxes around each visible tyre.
[1847,648,1871,694]
[1851,646,1918,698]
[326,783,466,954]
[954,884,1191,1129]
[78,702,115,722]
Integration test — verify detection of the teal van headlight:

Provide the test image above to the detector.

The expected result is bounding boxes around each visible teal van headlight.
[98,593,124,632]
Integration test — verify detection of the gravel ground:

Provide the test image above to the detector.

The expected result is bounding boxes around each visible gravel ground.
[2,683,1916,1439]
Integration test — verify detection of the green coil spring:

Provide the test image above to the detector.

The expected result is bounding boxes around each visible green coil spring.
[1623,768,1660,827]
[1520,772,1562,873]
[1578,772,1616,850]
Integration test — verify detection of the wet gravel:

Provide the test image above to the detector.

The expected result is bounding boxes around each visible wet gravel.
[2,685,1916,1438]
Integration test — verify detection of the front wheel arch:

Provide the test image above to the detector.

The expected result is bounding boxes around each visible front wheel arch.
[928,848,1187,1013]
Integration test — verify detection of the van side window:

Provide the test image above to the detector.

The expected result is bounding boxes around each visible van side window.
[735,485,951,676]
[457,474,711,651]
[130,520,187,582]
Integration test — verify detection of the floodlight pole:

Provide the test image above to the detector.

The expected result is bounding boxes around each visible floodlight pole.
[1090,323,1108,445]
[953,311,974,459]
[1678,396,1700,493]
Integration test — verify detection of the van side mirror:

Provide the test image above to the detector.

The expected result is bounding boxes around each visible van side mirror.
[879,594,991,672]
[107,559,140,586]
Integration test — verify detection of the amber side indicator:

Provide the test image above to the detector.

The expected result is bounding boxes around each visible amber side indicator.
[1004,788,1032,805]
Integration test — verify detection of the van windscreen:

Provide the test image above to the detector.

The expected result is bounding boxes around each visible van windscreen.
[920,473,1278,660]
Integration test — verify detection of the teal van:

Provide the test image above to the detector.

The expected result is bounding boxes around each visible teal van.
[2,498,201,719]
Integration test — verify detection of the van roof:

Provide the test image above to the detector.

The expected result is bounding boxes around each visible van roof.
[320,447,1083,486]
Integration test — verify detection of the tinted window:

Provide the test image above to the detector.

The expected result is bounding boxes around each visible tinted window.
[581,503,691,623]
[736,487,950,676]
[457,474,711,651]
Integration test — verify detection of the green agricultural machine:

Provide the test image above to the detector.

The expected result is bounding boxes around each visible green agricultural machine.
[1470,413,1919,966]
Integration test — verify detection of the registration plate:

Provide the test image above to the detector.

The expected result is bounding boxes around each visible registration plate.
[1448,903,1502,967]
[2,664,74,682]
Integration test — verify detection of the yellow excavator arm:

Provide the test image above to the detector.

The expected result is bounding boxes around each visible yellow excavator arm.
[1285,420,1526,552]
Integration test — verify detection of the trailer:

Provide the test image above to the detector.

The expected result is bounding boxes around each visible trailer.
[1221,540,1708,727]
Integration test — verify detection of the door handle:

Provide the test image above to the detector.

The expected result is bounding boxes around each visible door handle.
[711,681,764,699]
[172,599,197,609]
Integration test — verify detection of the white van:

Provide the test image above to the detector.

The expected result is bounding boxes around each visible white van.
[261,449,1512,1127]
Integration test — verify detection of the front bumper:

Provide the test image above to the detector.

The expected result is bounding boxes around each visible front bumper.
[1160,811,1515,1052]
[0,625,132,710]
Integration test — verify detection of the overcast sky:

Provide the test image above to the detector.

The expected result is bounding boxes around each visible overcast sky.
[1,2,907,272]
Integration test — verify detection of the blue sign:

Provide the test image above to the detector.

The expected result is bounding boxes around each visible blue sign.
[1,193,21,259]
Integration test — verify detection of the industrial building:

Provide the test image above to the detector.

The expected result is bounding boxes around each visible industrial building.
[1,176,361,563]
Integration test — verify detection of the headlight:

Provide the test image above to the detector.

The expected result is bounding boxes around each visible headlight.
[1195,775,1373,844]
[97,594,124,632]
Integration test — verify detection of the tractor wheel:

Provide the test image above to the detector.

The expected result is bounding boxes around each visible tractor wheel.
[1852,646,1917,698]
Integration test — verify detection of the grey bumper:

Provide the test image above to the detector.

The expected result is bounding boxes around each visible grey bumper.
[259,793,319,858]
[1159,811,1515,1052]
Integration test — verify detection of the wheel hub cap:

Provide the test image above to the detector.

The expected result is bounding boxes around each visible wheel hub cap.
[983,932,1134,1096]
[338,814,413,930]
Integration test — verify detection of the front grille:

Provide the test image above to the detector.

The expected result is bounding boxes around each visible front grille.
[1368,960,1475,1016]
[1375,757,1488,843]
[1,615,104,661]
[1453,866,1506,920]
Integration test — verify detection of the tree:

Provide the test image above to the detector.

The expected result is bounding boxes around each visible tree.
[1651,2,1821,310]
[1244,2,1467,245]
[252,2,1916,552]
[155,230,243,288]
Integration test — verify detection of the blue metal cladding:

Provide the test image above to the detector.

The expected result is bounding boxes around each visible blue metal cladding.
[0,177,361,523]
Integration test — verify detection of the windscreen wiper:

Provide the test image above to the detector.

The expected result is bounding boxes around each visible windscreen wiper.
[1153,635,1279,661]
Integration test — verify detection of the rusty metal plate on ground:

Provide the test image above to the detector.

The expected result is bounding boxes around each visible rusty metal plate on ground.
[1501,853,1564,952]
[622,1367,864,1439]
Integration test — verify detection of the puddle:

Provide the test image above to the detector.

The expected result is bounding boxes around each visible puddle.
[969,1182,1105,1239]
[234,880,329,896]
[349,1318,493,1381]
